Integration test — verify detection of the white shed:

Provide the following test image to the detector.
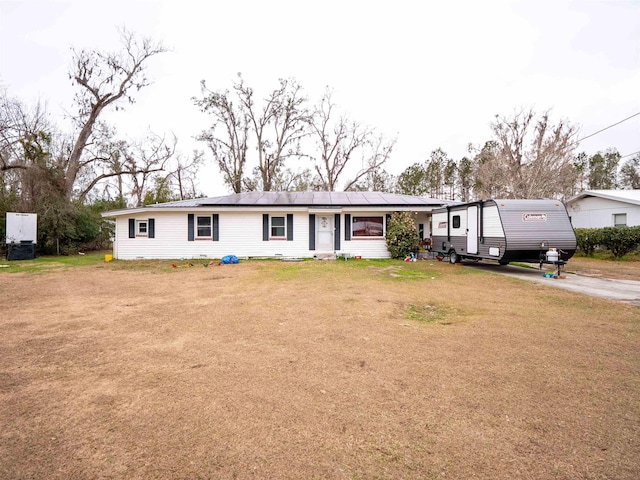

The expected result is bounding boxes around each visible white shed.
[565,190,640,228]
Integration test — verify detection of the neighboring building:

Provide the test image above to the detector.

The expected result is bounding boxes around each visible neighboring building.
[102,191,450,260]
[565,190,640,228]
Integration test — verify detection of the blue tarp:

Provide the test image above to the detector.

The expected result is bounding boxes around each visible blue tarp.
[220,255,239,264]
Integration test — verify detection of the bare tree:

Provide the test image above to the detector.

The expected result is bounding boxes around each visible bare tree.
[76,126,176,206]
[0,92,52,174]
[165,150,205,200]
[121,133,176,206]
[472,140,512,199]
[311,89,396,191]
[66,28,166,199]
[348,165,396,192]
[195,82,249,193]
[237,76,310,191]
[0,92,68,213]
[195,75,310,192]
[482,109,579,199]
[342,133,395,191]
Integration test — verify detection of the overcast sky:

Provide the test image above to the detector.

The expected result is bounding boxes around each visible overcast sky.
[1,0,639,196]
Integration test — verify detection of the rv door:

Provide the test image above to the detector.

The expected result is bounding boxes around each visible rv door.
[467,206,478,254]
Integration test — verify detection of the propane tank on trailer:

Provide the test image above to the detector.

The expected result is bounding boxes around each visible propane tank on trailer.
[546,248,559,263]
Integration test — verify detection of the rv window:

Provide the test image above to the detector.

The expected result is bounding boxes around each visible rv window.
[271,216,286,238]
[196,216,212,238]
[352,216,384,237]
[452,215,461,229]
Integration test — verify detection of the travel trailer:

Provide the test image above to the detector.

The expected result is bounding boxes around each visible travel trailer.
[431,199,576,265]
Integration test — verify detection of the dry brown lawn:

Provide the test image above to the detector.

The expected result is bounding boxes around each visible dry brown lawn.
[565,256,640,281]
[1,258,639,479]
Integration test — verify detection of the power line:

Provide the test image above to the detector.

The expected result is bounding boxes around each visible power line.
[577,111,640,143]
[620,150,639,159]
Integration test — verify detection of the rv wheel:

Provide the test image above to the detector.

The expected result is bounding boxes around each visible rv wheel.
[449,251,460,264]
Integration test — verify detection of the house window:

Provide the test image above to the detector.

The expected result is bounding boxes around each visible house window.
[352,216,384,237]
[613,213,627,227]
[452,215,461,229]
[197,216,212,238]
[271,216,286,238]
[137,220,148,236]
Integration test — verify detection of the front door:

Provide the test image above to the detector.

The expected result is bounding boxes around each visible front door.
[316,215,334,252]
[467,205,478,254]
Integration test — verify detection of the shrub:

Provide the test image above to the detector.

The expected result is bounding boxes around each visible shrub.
[575,226,640,259]
[574,228,604,256]
[385,211,420,259]
[599,226,640,259]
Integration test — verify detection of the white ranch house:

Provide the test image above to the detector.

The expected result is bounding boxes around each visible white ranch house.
[102,192,450,260]
[565,190,640,228]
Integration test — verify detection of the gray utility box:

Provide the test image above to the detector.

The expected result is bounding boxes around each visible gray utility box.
[7,241,36,261]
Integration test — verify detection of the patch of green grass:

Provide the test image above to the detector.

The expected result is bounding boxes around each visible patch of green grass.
[510,262,539,269]
[447,264,490,275]
[391,268,439,280]
[574,250,640,262]
[346,258,399,269]
[404,303,457,324]
[0,250,109,273]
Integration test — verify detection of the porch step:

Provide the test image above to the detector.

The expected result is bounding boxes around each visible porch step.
[313,252,337,261]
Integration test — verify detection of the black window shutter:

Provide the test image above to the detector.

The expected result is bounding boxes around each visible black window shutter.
[418,223,424,239]
[334,213,341,250]
[188,214,194,241]
[345,214,351,241]
[386,213,392,234]
[148,219,155,239]
[263,214,269,241]
[286,214,294,241]
[212,214,219,241]
[309,214,316,250]
[129,219,135,238]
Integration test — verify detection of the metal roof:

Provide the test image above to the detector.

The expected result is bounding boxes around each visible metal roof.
[147,191,451,208]
[565,189,640,207]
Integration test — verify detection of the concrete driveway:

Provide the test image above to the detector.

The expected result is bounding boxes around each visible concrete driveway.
[462,262,640,306]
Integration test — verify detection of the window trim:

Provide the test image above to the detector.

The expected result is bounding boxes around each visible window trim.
[613,213,627,227]
[270,215,286,239]
[351,215,384,238]
[196,215,212,239]
[452,215,461,229]
[136,220,148,237]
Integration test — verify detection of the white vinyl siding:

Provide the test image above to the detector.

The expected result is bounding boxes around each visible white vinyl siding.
[568,196,640,228]
[111,208,439,260]
[482,205,505,237]
[431,211,448,236]
[115,212,310,260]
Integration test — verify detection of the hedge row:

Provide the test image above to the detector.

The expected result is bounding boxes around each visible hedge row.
[574,226,640,258]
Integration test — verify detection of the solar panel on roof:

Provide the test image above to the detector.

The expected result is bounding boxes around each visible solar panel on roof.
[147,191,449,208]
